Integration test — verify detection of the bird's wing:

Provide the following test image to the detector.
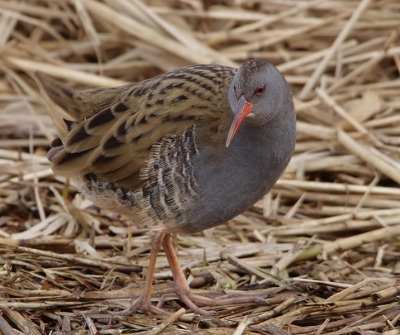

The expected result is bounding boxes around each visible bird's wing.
[35,65,235,190]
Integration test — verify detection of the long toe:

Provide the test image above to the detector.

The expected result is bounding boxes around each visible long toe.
[175,287,269,315]
[174,290,216,316]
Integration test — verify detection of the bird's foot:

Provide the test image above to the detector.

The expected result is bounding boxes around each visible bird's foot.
[172,288,216,315]
[173,286,267,315]
[114,292,171,316]
[113,288,267,316]
[161,234,267,315]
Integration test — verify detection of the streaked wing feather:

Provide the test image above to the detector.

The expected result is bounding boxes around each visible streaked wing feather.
[36,64,236,191]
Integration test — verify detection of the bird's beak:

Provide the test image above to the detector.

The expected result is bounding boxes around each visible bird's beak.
[226,95,253,147]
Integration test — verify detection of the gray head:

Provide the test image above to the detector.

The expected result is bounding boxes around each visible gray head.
[226,59,294,147]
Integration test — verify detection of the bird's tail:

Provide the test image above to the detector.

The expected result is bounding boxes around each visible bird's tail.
[34,72,80,143]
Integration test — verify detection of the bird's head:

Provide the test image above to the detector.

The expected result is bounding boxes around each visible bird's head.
[226,59,292,147]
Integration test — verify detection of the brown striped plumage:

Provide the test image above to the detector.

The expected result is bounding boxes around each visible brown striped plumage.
[39,65,234,186]
[36,60,296,316]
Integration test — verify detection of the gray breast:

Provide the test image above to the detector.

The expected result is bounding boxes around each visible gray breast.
[178,113,296,234]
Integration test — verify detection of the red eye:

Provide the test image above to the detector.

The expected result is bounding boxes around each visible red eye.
[255,85,265,95]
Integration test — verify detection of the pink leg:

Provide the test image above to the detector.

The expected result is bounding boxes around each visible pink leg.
[162,234,266,315]
[162,233,213,315]
[116,231,170,316]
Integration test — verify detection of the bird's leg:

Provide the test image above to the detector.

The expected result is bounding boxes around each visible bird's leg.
[116,231,170,316]
[162,233,214,315]
[162,234,268,315]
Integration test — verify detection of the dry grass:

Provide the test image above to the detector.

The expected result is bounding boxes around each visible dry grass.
[0,0,400,334]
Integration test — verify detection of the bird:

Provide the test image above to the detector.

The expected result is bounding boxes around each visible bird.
[35,59,296,316]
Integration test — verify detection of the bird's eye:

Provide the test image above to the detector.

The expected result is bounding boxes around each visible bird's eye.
[255,85,265,95]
